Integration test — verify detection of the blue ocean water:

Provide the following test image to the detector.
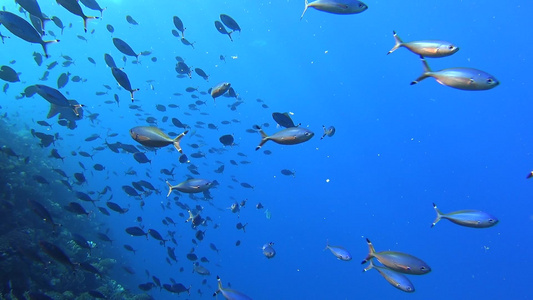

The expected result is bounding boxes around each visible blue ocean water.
[1,0,532,299]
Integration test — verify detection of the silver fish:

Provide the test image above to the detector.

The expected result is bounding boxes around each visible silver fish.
[213,276,252,300]
[262,242,276,259]
[388,31,459,57]
[364,260,415,293]
[130,126,188,153]
[411,56,499,90]
[431,203,499,228]
[301,0,368,20]
[166,179,212,196]
[325,240,351,261]
[253,125,314,150]
[361,238,431,275]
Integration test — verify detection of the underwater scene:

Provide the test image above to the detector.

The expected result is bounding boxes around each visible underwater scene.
[0,0,532,299]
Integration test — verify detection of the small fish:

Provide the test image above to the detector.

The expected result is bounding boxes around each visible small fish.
[280,169,295,177]
[111,67,139,102]
[431,203,499,228]
[321,125,336,139]
[262,242,276,259]
[214,21,233,42]
[39,241,77,270]
[411,56,499,91]
[325,240,352,261]
[301,0,368,20]
[220,14,240,32]
[388,31,459,57]
[253,125,314,150]
[126,226,148,238]
[219,134,234,146]
[361,238,431,275]
[126,15,139,25]
[113,37,139,60]
[364,259,415,293]
[173,16,185,37]
[272,112,297,128]
[0,65,20,83]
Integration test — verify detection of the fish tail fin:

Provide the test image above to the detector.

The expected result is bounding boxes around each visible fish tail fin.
[321,125,327,140]
[253,125,269,151]
[165,181,173,197]
[129,89,139,102]
[324,239,329,251]
[431,203,443,228]
[41,39,59,58]
[387,31,403,55]
[361,238,375,264]
[363,259,375,272]
[173,130,189,153]
[83,16,99,33]
[228,31,233,42]
[410,55,431,85]
[47,103,61,119]
[300,0,309,20]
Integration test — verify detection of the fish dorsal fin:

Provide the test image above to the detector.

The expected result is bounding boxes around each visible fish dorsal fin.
[47,103,60,118]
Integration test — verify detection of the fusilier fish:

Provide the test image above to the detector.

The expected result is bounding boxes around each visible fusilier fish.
[111,67,139,101]
[364,260,415,293]
[130,126,188,153]
[431,203,499,228]
[388,31,459,57]
[321,125,336,139]
[411,56,499,90]
[56,0,98,32]
[166,179,213,196]
[253,125,314,150]
[361,238,431,275]
[325,240,352,261]
[301,0,368,20]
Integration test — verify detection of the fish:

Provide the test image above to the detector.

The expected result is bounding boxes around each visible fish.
[166,179,213,196]
[411,56,499,90]
[106,24,114,33]
[111,67,139,101]
[272,112,297,128]
[262,242,276,259]
[363,259,415,293]
[431,203,499,228]
[15,0,48,29]
[253,125,314,150]
[213,276,252,300]
[51,16,65,34]
[325,240,352,261]
[133,152,151,164]
[112,37,140,60]
[0,11,59,57]
[104,53,117,68]
[175,61,192,78]
[195,68,209,81]
[79,0,105,17]
[126,15,138,25]
[211,82,231,100]
[39,241,77,270]
[181,37,195,48]
[32,84,84,118]
[64,202,89,216]
[130,126,188,153]
[301,0,368,20]
[57,72,70,89]
[361,238,431,275]
[193,262,211,275]
[173,16,185,37]
[280,169,295,177]
[71,233,92,254]
[28,199,61,230]
[106,201,128,214]
[124,244,136,254]
[220,14,241,32]
[126,226,148,238]
[0,65,20,82]
[214,21,233,42]
[148,229,168,246]
[219,134,235,146]
[387,31,459,57]
[56,0,99,32]
[321,125,336,139]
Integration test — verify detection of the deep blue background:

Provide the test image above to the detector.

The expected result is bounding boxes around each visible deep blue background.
[1,0,532,299]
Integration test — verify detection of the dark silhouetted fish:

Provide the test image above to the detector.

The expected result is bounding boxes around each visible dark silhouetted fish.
[175,61,192,78]
[97,232,113,243]
[64,202,89,216]
[0,65,20,82]
[28,199,60,230]
[126,15,139,25]
[220,14,241,32]
[111,67,139,102]
[104,53,117,68]
[39,241,77,270]
[106,201,128,214]
[214,20,232,41]
[79,0,105,17]
[31,84,84,118]
[173,16,185,37]
[16,0,48,30]
[71,233,92,254]
[219,134,234,146]
[0,11,58,57]
[56,0,98,32]
[112,37,139,60]
[126,226,148,238]
[272,112,297,128]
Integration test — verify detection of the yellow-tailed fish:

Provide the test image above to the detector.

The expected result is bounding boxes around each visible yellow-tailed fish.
[361,238,431,275]
[253,125,314,150]
[130,126,188,153]
[431,203,499,228]
[388,31,459,57]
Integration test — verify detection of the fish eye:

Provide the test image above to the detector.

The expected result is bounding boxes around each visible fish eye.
[487,78,494,84]
[489,219,494,222]
[407,287,412,291]
[420,266,426,270]
[448,45,454,49]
